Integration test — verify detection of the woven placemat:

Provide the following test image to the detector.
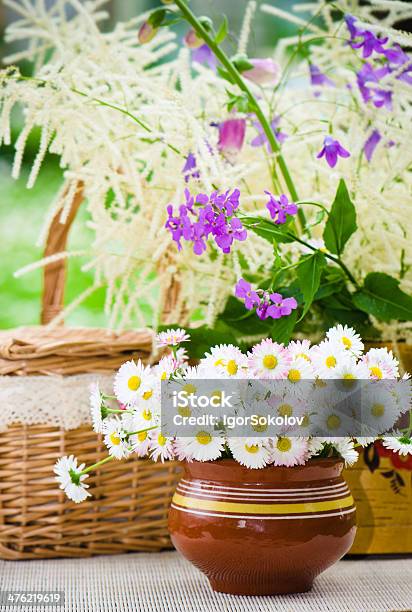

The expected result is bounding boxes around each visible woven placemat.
[0,552,411,612]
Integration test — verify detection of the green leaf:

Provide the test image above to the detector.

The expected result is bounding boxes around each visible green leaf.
[352,272,412,322]
[270,309,298,344]
[231,53,254,73]
[296,251,326,320]
[148,8,166,27]
[215,15,228,44]
[323,179,357,256]
[241,216,295,244]
[217,66,235,84]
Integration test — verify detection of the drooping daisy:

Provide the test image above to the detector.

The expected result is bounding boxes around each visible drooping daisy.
[54,455,91,503]
[362,347,400,379]
[356,437,376,447]
[311,340,347,378]
[156,328,190,347]
[89,381,105,433]
[326,324,364,357]
[382,434,412,456]
[202,344,247,378]
[228,438,272,469]
[173,437,195,461]
[149,431,175,462]
[129,428,152,458]
[307,437,325,457]
[287,339,313,363]
[179,429,225,461]
[114,360,155,406]
[103,419,131,460]
[270,436,309,466]
[247,339,290,379]
[332,438,359,466]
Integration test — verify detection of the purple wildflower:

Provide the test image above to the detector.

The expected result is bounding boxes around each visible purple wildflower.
[317,136,350,168]
[251,117,287,151]
[267,293,298,319]
[243,58,281,86]
[235,278,260,310]
[182,153,200,183]
[309,64,335,88]
[356,63,393,109]
[192,44,217,70]
[265,192,298,225]
[345,15,359,40]
[166,188,247,255]
[345,15,388,58]
[364,129,382,162]
[218,119,246,156]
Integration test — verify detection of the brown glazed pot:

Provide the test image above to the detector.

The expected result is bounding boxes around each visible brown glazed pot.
[168,458,356,596]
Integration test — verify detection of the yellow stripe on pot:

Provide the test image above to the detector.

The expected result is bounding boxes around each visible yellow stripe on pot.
[172,493,354,515]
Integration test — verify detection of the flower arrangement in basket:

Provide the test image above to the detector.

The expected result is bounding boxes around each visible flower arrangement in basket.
[0,0,411,347]
[53,325,412,594]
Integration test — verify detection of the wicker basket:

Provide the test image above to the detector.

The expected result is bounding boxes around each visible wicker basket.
[0,184,181,560]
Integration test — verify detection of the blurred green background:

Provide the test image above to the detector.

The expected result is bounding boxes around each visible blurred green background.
[0,0,305,329]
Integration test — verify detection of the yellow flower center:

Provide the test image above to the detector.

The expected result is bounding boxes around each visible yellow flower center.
[327,414,341,430]
[288,369,301,382]
[110,433,121,446]
[183,383,197,395]
[297,352,311,361]
[214,358,224,366]
[301,414,310,427]
[263,354,278,369]
[178,406,192,417]
[161,371,167,380]
[370,366,383,379]
[245,444,259,454]
[371,403,385,417]
[137,431,147,442]
[211,390,222,403]
[278,403,293,418]
[196,431,212,445]
[128,375,141,391]
[227,360,238,376]
[277,437,292,452]
[142,409,152,421]
[143,390,153,400]
[158,434,167,446]
[342,336,352,349]
[252,416,268,433]
[325,356,337,368]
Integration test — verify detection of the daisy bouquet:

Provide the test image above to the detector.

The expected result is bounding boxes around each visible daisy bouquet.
[54,325,412,503]
[1,0,412,346]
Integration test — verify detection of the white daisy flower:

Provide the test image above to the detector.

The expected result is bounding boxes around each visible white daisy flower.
[361,387,400,436]
[54,455,91,504]
[179,429,225,461]
[268,392,306,433]
[156,328,190,347]
[247,339,290,379]
[307,437,325,457]
[356,437,376,447]
[287,339,313,363]
[312,407,355,437]
[202,344,247,378]
[311,340,347,378]
[228,438,272,469]
[382,434,412,456]
[89,381,105,433]
[114,359,155,406]
[103,419,131,460]
[173,437,195,461]
[285,356,314,383]
[326,324,364,357]
[154,354,180,381]
[362,348,400,379]
[332,356,370,394]
[332,438,359,466]
[176,347,189,365]
[129,428,152,457]
[270,436,309,466]
[149,431,175,462]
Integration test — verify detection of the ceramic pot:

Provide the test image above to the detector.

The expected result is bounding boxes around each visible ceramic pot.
[168,458,356,596]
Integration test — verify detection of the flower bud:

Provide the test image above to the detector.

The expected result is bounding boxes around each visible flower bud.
[243,58,281,86]
[138,21,157,45]
[184,29,203,49]
[218,118,246,158]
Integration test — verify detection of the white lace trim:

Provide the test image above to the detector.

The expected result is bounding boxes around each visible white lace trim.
[0,373,113,431]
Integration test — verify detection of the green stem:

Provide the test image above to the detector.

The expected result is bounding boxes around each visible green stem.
[127,425,158,436]
[81,455,114,475]
[173,0,304,227]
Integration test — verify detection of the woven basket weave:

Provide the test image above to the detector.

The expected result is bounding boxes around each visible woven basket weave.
[0,183,181,560]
